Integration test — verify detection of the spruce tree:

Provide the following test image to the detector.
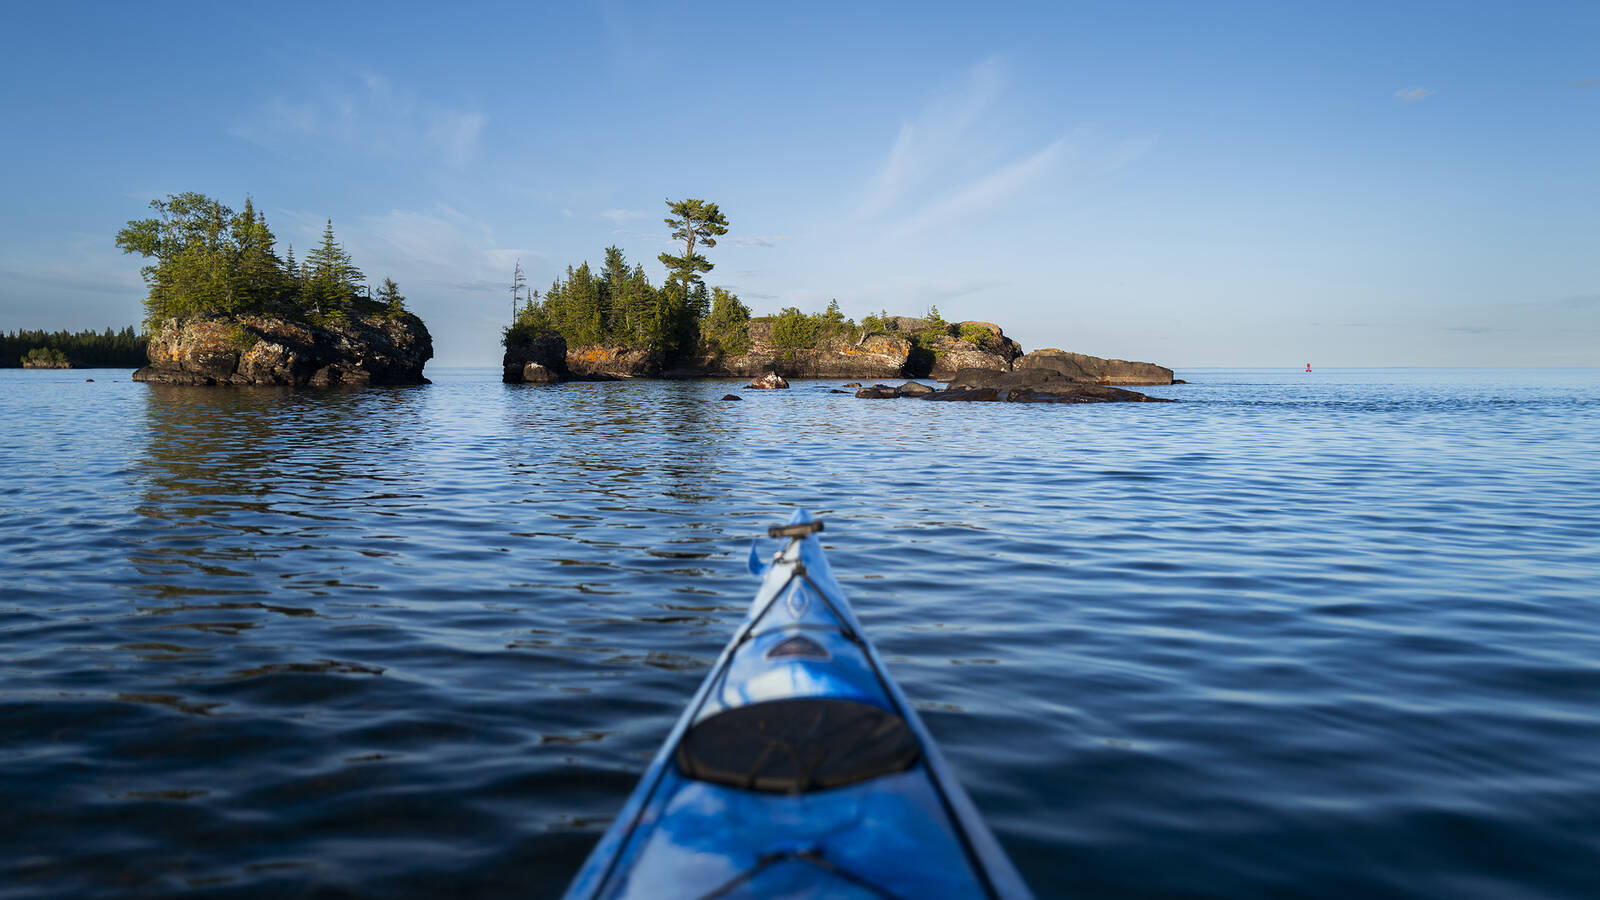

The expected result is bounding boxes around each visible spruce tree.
[304,220,364,319]
[377,277,406,316]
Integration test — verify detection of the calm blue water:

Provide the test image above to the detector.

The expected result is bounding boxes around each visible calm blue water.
[2,367,1597,898]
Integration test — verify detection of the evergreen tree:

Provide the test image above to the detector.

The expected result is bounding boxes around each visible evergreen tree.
[566,262,604,345]
[229,198,284,314]
[627,264,660,347]
[701,287,751,356]
[377,277,406,316]
[304,219,363,318]
[599,246,630,336]
[659,197,727,297]
[510,258,527,323]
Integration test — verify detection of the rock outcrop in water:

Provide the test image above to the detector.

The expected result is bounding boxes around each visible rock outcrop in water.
[1013,349,1173,386]
[502,331,569,383]
[133,313,432,386]
[748,371,790,389]
[503,315,1174,389]
[853,365,1172,404]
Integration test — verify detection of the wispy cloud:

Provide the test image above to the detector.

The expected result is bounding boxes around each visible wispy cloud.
[1394,86,1434,103]
[859,59,1006,219]
[888,139,1067,239]
[859,58,1148,238]
[1549,292,1600,309]
[726,234,789,248]
[599,208,649,224]
[232,71,487,167]
[1573,77,1600,88]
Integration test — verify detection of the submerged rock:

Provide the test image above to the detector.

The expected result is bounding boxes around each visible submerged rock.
[720,394,742,401]
[134,313,432,386]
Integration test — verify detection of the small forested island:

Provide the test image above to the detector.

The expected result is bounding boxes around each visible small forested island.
[116,193,431,386]
[2,327,148,369]
[503,199,1173,402]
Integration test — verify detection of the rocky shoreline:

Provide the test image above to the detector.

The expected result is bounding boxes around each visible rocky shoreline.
[132,313,433,386]
[504,318,1175,398]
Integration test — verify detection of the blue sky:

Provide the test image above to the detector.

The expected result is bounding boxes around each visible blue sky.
[1,1,1596,367]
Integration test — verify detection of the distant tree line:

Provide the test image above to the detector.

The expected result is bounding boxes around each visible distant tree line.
[1,326,148,367]
[116,192,410,328]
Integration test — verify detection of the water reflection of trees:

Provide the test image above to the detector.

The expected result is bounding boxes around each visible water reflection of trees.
[131,383,429,592]
[499,380,730,504]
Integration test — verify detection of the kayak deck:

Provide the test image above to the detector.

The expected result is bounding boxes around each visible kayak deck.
[564,513,1031,899]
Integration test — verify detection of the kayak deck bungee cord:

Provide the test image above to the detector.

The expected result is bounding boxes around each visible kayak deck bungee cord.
[563,511,1032,899]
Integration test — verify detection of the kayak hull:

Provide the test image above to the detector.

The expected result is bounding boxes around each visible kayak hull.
[564,512,1032,899]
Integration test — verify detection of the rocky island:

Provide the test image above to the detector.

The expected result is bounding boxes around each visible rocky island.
[502,198,1174,403]
[118,192,432,386]
[134,311,431,386]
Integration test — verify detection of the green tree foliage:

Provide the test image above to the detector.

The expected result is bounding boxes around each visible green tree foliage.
[303,219,364,320]
[510,247,719,357]
[117,193,398,329]
[22,347,69,366]
[659,198,728,294]
[769,306,820,350]
[959,323,991,345]
[377,277,407,317]
[1,326,148,367]
[701,287,751,356]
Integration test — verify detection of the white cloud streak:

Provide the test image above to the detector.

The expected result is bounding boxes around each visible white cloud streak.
[599,208,650,224]
[232,72,487,167]
[857,58,1148,239]
[726,234,789,247]
[887,139,1067,239]
[858,58,1006,219]
[1394,86,1434,103]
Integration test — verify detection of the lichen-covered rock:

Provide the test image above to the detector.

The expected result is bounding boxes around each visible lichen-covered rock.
[1013,349,1173,385]
[566,344,665,379]
[503,332,568,383]
[748,371,790,390]
[133,313,431,386]
[924,321,1024,379]
[704,320,912,380]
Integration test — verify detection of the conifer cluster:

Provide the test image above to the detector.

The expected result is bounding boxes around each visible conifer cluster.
[507,199,751,358]
[116,193,408,328]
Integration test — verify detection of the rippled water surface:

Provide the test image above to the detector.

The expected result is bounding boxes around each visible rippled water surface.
[3,367,1598,898]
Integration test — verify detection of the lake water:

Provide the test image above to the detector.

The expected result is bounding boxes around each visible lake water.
[2,367,1597,898]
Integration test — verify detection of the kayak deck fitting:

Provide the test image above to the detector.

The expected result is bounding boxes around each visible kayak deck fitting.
[564,512,1032,899]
